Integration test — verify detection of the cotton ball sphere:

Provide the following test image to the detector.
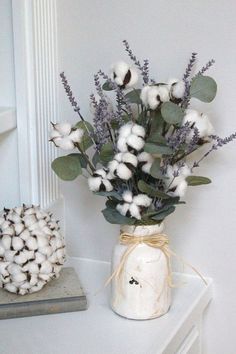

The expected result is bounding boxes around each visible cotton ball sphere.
[0,205,66,295]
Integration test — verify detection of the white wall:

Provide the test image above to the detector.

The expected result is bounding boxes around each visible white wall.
[57,1,236,353]
[0,0,20,210]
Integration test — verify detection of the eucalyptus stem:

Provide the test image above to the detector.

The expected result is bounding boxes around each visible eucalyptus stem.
[75,143,95,173]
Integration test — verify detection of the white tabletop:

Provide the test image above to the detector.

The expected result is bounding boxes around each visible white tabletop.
[0,257,212,354]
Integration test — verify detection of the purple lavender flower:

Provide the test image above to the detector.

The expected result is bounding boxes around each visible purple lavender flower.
[198,59,215,75]
[181,53,198,109]
[122,40,150,84]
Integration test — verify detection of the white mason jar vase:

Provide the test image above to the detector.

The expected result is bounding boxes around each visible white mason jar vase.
[111,223,171,320]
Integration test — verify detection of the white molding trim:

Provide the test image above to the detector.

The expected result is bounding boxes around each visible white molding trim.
[12,0,60,208]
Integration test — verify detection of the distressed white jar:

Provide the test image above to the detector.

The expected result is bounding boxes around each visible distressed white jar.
[111,223,171,320]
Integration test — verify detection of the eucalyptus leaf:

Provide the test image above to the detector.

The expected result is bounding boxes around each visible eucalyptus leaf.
[138,180,170,199]
[190,75,217,103]
[150,159,163,179]
[102,81,114,91]
[51,155,82,181]
[150,110,165,135]
[92,151,100,167]
[150,205,176,221]
[124,89,142,104]
[68,153,87,168]
[147,132,167,145]
[99,142,114,164]
[102,207,135,225]
[161,102,185,124]
[75,121,94,151]
[144,143,173,155]
[95,191,123,201]
[186,176,212,186]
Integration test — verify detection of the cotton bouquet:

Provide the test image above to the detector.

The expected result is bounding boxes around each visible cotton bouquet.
[50,41,236,226]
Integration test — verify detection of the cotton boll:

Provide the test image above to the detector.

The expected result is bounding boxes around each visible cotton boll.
[42,226,52,236]
[12,272,27,283]
[35,252,46,264]
[39,246,53,257]
[126,67,139,88]
[36,235,48,249]
[14,223,25,235]
[39,274,51,281]
[88,176,102,192]
[19,288,28,295]
[27,262,39,274]
[158,85,170,102]
[116,203,130,217]
[129,203,141,220]
[138,152,154,174]
[2,235,11,250]
[20,281,31,290]
[24,207,36,216]
[53,122,72,136]
[40,261,52,274]
[30,280,46,293]
[69,128,84,143]
[26,237,38,251]
[23,250,35,261]
[171,80,185,99]
[0,242,5,256]
[117,137,128,152]
[48,253,57,263]
[12,237,24,251]
[54,136,75,150]
[112,61,130,82]
[7,263,21,275]
[20,229,30,241]
[183,109,214,139]
[174,180,188,197]
[0,262,10,277]
[23,214,37,228]
[4,250,16,262]
[122,152,138,167]
[131,124,145,138]
[14,253,28,265]
[102,180,113,192]
[126,134,145,151]
[7,212,21,224]
[4,283,17,293]
[140,86,151,106]
[30,274,38,286]
[116,163,132,180]
[56,248,66,261]
[0,220,10,230]
[119,123,132,138]
[133,194,152,207]
[122,191,133,203]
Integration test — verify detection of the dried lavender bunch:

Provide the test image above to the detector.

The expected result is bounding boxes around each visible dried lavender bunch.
[181,53,198,109]
[60,72,82,119]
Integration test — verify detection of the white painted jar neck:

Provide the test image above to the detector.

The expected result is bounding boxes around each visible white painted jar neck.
[120,223,164,237]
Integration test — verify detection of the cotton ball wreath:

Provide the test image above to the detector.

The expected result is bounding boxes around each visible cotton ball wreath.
[0,205,66,295]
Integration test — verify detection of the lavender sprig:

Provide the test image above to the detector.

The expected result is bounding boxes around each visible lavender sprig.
[122,40,149,84]
[60,72,83,120]
[198,59,215,75]
[192,132,236,169]
[181,52,198,109]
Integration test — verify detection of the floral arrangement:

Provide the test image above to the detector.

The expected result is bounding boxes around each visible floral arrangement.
[50,41,236,226]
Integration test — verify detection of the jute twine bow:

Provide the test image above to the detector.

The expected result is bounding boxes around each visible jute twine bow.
[104,232,207,296]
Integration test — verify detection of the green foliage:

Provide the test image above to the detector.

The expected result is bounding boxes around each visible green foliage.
[138,180,170,199]
[92,151,100,167]
[186,176,212,186]
[147,132,167,145]
[75,121,94,151]
[190,75,217,102]
[99,142,114,164]
[150,158,163,179]
[161,102,185,124]
[68,153,87,168]
[95,191,123,200]
[124,89,142,104]
[102,207,135,225]
[150,110,165,135]
[144,143,173,155]
[149,205,176,221]
[51,155,82,181]
[102,81,114,91]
